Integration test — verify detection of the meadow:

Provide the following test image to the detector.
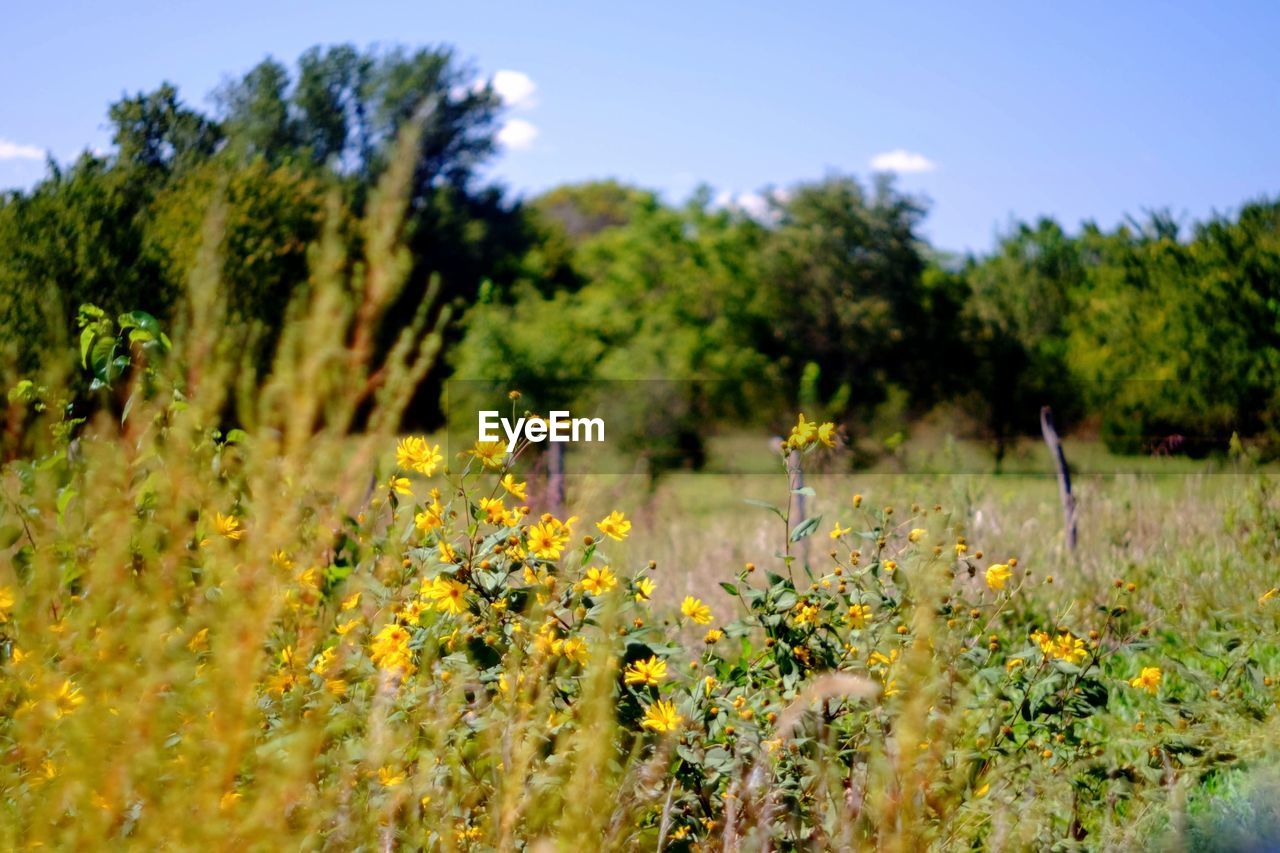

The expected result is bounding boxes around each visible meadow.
[3,84,1279,851]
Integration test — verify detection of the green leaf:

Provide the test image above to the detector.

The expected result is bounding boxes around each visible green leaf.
[791,486,816,497]
[0,524,22,549]
[789,515,823,542]
[743,498,785,521]
[719,582,739,597]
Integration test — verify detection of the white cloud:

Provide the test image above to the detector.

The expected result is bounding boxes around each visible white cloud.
[712,188,787,221]
[0,139,44,161]
[869,149,937,174]
[497,118,538,150]
[491,70,537,109]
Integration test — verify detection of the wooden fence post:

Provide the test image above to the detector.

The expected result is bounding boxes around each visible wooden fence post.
[1039,406,1077,553]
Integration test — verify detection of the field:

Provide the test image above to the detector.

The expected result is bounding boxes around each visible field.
[5,350,1280,850]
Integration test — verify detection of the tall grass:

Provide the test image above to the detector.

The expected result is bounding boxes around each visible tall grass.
[3,123,1280,851]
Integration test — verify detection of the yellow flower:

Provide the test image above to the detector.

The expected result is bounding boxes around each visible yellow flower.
[425,576,468,616]
[388,475,413,496]
[528,520,570,561]
[681,596,713,625]
[985,563,1012,591]
[596,510,632,541]
[469,440,506,469]
[908,528,927,543]
[558,636,589,665]
[396,436,441,476]
[624,655,667,686]
[336,617,362,637]
[974,783,990,798]
[793,602,820,626]
[325,678,348,697]
[377,766,405,788]
[369,623,414,676]
[1006,658,1025,672]
[704,628,724,644]
[478,496,508,526]
[51,679,85,718]
[0,585,13,622]
[415,498,445,533]
[846,603,871,627]
[214,512,243,541]
[816,421,838,448]
[186,628,209,653]
[437,541,458,564]
[271,550,294,570]
[633,576,656,602]
[579,566,618,596]
[499,473,527,500]
[830,522,850,540]
[640,699,683,733]
[1043,632,1087,665]
[341,592,361,611]
[1129,666,1162,694]
[788,413,817,449]
[1259,588,1278,606]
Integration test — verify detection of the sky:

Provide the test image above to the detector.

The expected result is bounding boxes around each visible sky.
[1,1,1278,253]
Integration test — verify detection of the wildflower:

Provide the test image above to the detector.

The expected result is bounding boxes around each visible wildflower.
[704,628,724,644]
[336,617,362,637]
[830,522,850,539]
[817,421,838,448]
[396,436,441,476]
[1006,658,1025,672]
[186,628,209,653]
[681,596,713,625]
[558,636,589,665]
[388,475,413,496]
[596,510,632,541]
[908,528,926,543]
[425,577,468,616]
[633,576,656,602]
[1260,588,1279,606]
[478,497,508,526]
[985,563,1012,591]
[528,520,570,561]
[846,603,871,627]
[641,699,683,733]
[214,512,243,541]
[341,592,361,611]
[788,413,818,449]
[415,498,445,533]
[1037,631,1087,664]
[51,680,85,718]
[868,650,898,669]
[437,541,458,564]
[0,586,13,622]
[579,566,618,596]
[1130,666,1163,694]
[369,624,414,676]
[624,656,667,686]
[377,766,405,788]
[975,783,990,798]
[500,473,527,500]
[793,602,820,627]
[469,440,506,469]
[883,679,900,697]
[325,678,348,697]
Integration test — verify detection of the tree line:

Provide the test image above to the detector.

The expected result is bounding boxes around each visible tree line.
[2,44,1278,464]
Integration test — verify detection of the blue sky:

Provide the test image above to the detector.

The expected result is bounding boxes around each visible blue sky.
[2,1,1277,252]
